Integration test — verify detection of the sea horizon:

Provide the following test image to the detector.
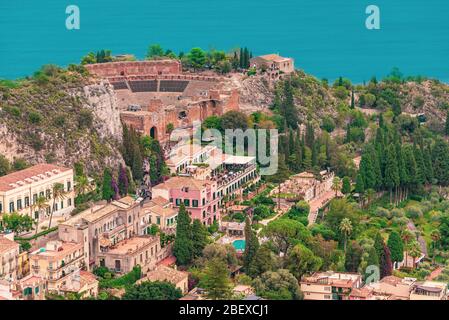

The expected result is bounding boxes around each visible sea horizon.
[1,0,449,83]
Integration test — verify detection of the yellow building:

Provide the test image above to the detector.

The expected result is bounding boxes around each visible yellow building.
[0,164,75,222]
[97,236,162,274]
[138,265,189,294]
[29,240,86,293]
[0,234,20,282]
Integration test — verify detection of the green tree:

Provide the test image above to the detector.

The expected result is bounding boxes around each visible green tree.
[122,281,182,300]
[1,213,33,234]
[287,243,322,279]
[247,245,279,278]
[101,168,114,201]
[387,231,404,265]
[200,258,233,300]
[173,204,193,265]
[342,176,351,194]
[146,44,165,59]
[243,217,259,273]
[445,111,449,136]
[0,155,10,176]
[253,269,303,300]
[432,139,449,186]
[262,219,312,264]
[48,182,67,228]
[191,219,208,258]
[187,47,206,70]
[339,218,353,253]
[331,176,342,197]
[384,144,400,203]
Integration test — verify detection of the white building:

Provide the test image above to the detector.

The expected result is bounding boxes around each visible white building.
[0,164,75,222]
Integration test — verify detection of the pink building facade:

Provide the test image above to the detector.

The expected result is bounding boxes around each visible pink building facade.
[152,177,220,226]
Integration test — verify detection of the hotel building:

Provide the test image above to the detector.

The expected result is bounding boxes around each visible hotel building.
[0,164,74,221]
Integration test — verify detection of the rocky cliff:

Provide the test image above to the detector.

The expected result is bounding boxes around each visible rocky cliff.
[0,69,124,174]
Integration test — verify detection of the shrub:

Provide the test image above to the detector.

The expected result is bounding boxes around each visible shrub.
[321,116,336,133]
[375,207,390,219]
[405,206,423,219]
[78,109,93,128]
[390,208,404,218]
[28,112,42,124]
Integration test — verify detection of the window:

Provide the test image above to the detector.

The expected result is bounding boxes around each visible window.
[33,194,37,204]
[175,199,181,206]
[67,181,71,191]
[39,191,44,198]
[17,199,22,210]
[60,201,64,209]
[128,216,132,223]
[0,201,3,213]
[183,199,190,207]
[68,198,72,206]
[192,200,198,207]
[25,197,30,208]
[46,190,51,199]
[202,198,205,205]
[9,202,14,213]
[157,217,161,225]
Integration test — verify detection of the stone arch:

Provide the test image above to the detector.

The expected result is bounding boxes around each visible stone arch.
[150,126,157,139]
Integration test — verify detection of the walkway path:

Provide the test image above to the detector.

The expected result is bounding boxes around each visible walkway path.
[406,220,428,256]
[427,267,443,281]
[308,191,340,225]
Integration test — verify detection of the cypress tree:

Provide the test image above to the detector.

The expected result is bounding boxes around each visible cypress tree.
[350,90,355,109]
[363,246,379,281]
[131,144,143,181]
[432,139,449,186]
[359,151,376,190]
[402,145,416,193]
[355,174,365,194]
[374,232,384,259]
[379,243,393,278]
[387,231,404,265]
[305,122,315,148]
[243,217,259,273]
[342,176,351,195]
[192,219,208,258]
[173,204,193,265]
[101,168,114,201]
[118,164,129,196]
[423,143,434,184]
[413,145,426,187]
[384,144,400,203]
[445,111,449,136]
[111,176,120,200]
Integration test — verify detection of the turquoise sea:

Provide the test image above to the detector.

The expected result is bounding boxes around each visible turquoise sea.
[0,0,448,82]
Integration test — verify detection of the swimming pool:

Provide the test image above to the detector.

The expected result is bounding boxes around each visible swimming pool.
[232,239,246,251]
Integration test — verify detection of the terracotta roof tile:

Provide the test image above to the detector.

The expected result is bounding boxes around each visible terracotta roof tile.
[0,164,72,192]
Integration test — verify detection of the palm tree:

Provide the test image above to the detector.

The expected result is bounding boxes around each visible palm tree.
[430,229,441,264]
[30,195,49,235]
[339,218,353,253]
[401,230,414,268]
[408,241,422,269]
[331,177,342,197]
[75,175,89,197]
[48,183,67,229]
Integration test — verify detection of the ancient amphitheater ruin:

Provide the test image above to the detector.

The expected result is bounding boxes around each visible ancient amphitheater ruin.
[86,60,240,143]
